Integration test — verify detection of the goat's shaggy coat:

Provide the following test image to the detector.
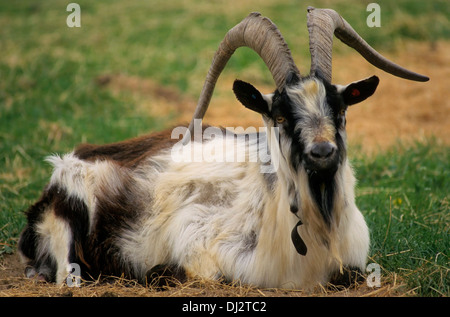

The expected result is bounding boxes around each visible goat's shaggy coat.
[19,77,372,288]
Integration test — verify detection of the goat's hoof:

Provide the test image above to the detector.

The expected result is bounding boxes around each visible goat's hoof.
[144,264,186,289]
[328,266,364,289]
[24,266,52,282]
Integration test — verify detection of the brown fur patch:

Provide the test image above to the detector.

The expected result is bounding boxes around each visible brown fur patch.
[302,80,319,96]
[74,128,179,168]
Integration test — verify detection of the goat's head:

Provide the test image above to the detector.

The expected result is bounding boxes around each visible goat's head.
[232,74,379,181]
[183,8,428,231]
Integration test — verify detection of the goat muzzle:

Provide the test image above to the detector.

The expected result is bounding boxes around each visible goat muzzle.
[304,141,339,178]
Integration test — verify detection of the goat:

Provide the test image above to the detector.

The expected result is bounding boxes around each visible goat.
[18,8,428,289]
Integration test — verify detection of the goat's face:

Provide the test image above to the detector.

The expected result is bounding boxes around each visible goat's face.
[233,74,379,179]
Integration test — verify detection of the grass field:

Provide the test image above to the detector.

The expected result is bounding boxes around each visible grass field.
[0,0,449,297]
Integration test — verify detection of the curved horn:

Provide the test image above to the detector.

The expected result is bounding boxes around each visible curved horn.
[183,12,300,143]
[307,6,429,83]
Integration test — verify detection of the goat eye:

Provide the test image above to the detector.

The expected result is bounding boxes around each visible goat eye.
[340,109,346,116]
[276,116,286,124]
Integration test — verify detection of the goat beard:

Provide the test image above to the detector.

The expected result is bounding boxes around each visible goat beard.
[306,167,337,227]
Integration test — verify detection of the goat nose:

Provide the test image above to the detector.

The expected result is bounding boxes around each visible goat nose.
[310,142,334,159]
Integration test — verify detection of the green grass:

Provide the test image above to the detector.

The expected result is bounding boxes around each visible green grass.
[353,140,449,296]
[0,0,448,296]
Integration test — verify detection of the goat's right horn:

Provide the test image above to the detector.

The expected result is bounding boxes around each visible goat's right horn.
[183,12,300,144]
[307,6,429,84]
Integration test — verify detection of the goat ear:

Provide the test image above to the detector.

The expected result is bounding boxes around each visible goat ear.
[233,80,270,115]
[340,75,379,105]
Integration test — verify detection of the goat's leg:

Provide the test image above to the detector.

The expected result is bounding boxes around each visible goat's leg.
[330,206,370,287]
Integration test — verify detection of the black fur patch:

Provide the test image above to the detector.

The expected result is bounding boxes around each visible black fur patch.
[242,230,258,253]
[308,174,336,227]
[19,187,52,263]
[232,80,269,115]
[85,168,143,280]
[323,80,344,118]
[50,188,87,252]
[50,185,92,279]
[271,89,305,172]
[262,172,278,193]
[19,185,58,282]
[329,266,364,288]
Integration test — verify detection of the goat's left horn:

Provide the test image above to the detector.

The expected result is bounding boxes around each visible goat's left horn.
[183,12,300,144]
[307,6,429,83]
